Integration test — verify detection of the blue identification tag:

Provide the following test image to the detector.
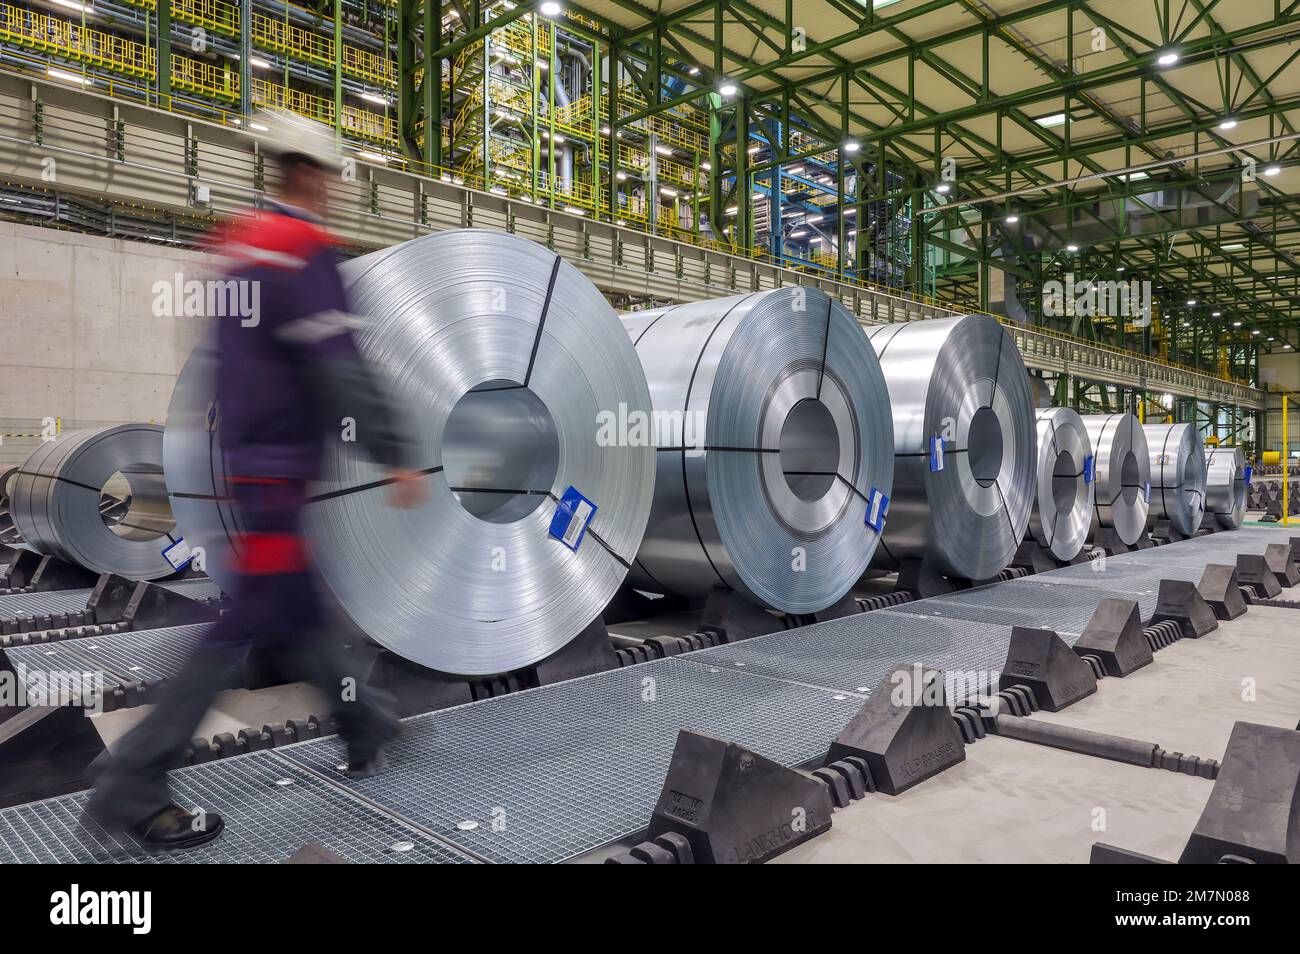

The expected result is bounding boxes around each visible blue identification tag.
[1143,480,1151,503]
[865,488,889,532]
[549,486,597,552]
[1243,465,1253,486]
[162,537,193,571]
[929,435,945,472]
[1083,456,1095,484]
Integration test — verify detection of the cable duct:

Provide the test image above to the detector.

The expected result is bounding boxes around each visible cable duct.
[1143,422,1207,536]
[10,424,178,580]
[1079,414,1151,545]
[167,230,655,676]
[1028,407,1094,562]
[866,314,1036,582]
[623,287,894,614]
[1203,445,1246,530]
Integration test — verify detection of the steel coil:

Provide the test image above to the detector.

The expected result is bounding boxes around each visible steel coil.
[1203,445,1246,529]
[164,342,241,594]
[167,229,654,676]
[1143,422,1207,536]
[0,464,17,500]
[10,425,177,580]
[867,314,1036,581]
[622,288,894,614]
[1080,414,1151,545]
[1028,407,1095,561]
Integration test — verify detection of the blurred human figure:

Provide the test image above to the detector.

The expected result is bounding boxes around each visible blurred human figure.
[86,110,427,852]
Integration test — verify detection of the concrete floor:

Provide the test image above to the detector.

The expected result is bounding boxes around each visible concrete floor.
[777,601,1300,864]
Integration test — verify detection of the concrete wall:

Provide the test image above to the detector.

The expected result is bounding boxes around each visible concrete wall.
[0,222,213,464]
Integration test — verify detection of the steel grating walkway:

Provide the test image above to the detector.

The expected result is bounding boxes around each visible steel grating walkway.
[279,657,863,863]
[0,527,1294,864]
[0,588,92,617]
[2,624,213,706]
[0,752,478,864]
[682,610,1013,697]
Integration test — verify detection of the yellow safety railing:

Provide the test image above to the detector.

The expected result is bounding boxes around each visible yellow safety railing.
[249,11,395,87]
[615,142,650,172]
[0,2,155,77]
[171,53,238,100]
[655,154,699,188]
[250,12,331,67]
[168,53,395,144]
[174,0,239,36]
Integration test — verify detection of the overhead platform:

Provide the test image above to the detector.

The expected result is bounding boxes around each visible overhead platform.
[0,527,1296,864]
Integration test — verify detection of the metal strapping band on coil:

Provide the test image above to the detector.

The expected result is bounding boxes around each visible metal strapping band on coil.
[1079,413,1151,545]
[867,314,1036,581]
[10,424,178,580]
[166,230,654,676]
[622,287,894,614]
[1028,407,1094,562]
[1143,422,1207,536]
[1203,445,1246,530]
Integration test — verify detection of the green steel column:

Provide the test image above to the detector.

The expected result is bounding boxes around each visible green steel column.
[736,96,749,251]
[427,0,442,166]
[482,19,491,183]
[592,39,601,216]
[708,96,722,240]
[397,0,414,158]
[334,0,343,134]
[836,153,845,279]
[532,20,541,201]
[693,148,701,232]
[607,46,619,218]
[158,0,171,101]
[548,20,556,206]
[238,0,250,116]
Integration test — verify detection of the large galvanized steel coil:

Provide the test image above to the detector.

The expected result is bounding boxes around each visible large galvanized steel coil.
[167,230,654,676]
[1203,445,1246,529]
[10,424,177,580]
[1028,407,1095,562]
[1143,422,1207,536]
[1080,414,1151,545]
[867,314,1036,581]
[623,288,894,614]
[0,464,17,500]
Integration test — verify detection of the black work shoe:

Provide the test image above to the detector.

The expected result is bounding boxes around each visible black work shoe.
[343,748,387,779]
[130,805,225,853]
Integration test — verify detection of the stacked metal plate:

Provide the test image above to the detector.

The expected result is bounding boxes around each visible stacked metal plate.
[1080,413,1150,545]
[867,314,1036,581]
[622,288,894,614]
[1143,422,1207,536]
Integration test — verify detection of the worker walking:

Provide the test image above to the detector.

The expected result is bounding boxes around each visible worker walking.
[85,110,427,853]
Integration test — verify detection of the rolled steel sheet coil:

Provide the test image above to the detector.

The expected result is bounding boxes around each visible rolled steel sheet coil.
[1204,445,1246,529]
[10,424,177,580]
[1143,422,1207,536]
[867,314,1036,581]
[167,229,654,676]
[1080,414,1151,545]
[623,288,894,614]
[1028,407,1095,561]
[0,464,17,500]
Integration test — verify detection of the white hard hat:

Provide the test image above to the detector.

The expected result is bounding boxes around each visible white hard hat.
[249,108,343,173]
